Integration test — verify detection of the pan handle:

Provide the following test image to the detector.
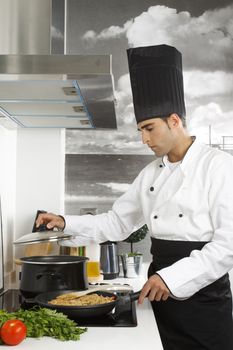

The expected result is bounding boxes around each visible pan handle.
[117,290,142,306]
[129,290,141,302]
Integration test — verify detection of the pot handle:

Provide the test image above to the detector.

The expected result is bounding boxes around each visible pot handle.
[36,271,62,280]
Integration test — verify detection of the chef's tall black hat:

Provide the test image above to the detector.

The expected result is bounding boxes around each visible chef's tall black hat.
[127,44,186,124]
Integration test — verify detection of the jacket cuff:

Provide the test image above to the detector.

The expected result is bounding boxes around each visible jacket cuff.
[58,215,66,230]
[156,271,190,300]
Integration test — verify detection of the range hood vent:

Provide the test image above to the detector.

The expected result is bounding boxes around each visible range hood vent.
[0,54,117,129]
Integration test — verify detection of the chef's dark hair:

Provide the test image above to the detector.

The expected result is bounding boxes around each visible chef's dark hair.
[160,114,186,128]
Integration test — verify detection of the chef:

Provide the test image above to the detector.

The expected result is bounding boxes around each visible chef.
[36,44,233,350]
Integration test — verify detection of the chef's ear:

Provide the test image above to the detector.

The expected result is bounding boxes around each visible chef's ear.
[167,114,180,128]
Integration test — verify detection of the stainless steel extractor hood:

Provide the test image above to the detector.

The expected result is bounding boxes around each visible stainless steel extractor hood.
[0,54,117,129]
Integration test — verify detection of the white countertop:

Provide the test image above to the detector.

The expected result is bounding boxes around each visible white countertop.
[2,267,163,350]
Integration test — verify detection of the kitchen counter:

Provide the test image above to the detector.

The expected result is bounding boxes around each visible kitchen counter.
[1,267,163,349]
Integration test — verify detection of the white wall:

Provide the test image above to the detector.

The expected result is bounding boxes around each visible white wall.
[0,127,17,283]
[14,129,65,241]
[0,127,65,287]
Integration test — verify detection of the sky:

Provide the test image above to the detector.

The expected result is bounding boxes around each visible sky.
[65,0,233,154]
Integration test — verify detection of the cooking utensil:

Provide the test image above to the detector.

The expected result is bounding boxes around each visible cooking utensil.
[14,209,73,246]
[34,289,141,319]
[46,283,133,298]
[13,231,72,245]
[100,241,119,279]
[19,255,89,298]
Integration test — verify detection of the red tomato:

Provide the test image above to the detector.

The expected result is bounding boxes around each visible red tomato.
[0,319,27,345]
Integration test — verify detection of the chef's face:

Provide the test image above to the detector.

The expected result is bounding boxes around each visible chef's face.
[137,116,176,157]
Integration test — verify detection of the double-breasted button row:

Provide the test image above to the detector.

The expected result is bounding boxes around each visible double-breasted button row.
[150,164,163,192]
[153,213,184,219]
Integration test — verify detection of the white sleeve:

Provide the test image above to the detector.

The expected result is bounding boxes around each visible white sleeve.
[62,172,144,247]
[157,155,233,299]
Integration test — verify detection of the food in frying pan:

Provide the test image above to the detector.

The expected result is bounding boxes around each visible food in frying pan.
[48,293,116,306]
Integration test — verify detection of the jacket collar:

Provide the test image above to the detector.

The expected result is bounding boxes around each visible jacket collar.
[161,136,205,174]
[151,137,206,209]
[180,137,206,173]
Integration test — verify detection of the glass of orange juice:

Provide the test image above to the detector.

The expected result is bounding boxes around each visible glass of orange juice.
[85,243,102,282]
[87,261,100,278]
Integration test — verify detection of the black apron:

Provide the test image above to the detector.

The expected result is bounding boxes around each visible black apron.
[149,238,233,350]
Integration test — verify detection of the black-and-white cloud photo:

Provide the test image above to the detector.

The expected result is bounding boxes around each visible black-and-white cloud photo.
[66,0,233,154]
[64,0,233,218]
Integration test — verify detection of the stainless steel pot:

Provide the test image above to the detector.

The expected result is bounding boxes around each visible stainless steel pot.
[19,255,89,298]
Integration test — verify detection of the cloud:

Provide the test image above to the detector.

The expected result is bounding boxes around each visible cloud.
[82,5,233,71]
[114,74,135,126]
[126,6,188,46]
[188,102,233,144]
[184,70,233,98]
[82,20,133,42]
[189,102,223,128]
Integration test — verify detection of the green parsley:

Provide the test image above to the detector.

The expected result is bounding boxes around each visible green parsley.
[0,307,87,341]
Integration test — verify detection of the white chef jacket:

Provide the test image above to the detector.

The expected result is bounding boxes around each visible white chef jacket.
[64,138,233,299]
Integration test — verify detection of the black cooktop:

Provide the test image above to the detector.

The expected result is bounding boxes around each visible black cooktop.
[0,289,137,327]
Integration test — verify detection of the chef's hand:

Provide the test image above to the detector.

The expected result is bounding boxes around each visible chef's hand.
[36,213,65,230]
[138,274,170,304]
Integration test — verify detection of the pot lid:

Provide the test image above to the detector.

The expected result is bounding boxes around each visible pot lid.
[13,230,73,245]
[20,255,88,264]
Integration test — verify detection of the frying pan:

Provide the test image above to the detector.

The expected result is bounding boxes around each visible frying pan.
[34,289,141,319]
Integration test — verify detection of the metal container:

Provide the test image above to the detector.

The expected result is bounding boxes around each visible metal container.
[100,242,119,280]
[119,254,143,278]
[19,255,88,298]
